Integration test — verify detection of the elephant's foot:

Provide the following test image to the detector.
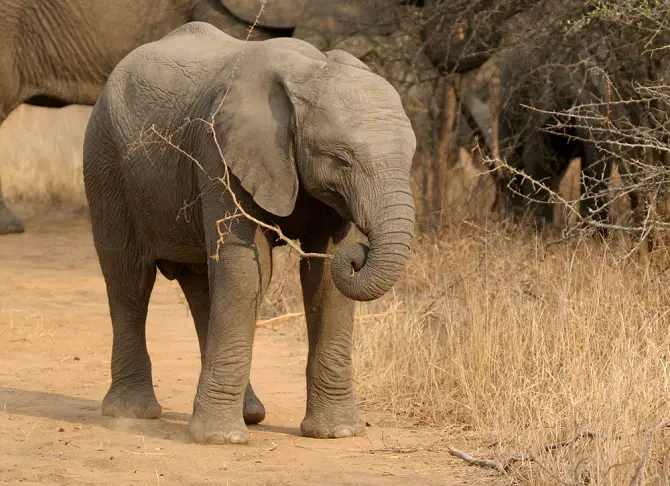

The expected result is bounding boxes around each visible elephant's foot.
[187,412,250,444]
[300,406,366,439]
[243,383,265,425]
[0,204,24,235]
[101,385,162,419]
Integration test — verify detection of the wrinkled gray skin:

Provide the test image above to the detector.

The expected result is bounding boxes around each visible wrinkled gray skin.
[223,0,399,47]
[83,22,416,444]
[0,0,292,235]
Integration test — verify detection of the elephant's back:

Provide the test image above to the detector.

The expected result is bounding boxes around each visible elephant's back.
[137,21,244,66]
[97,23,233,140]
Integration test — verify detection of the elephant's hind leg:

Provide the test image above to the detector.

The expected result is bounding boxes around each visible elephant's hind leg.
[176,266,266,425]
[100,258,161,419]
[95,245,161,419]
[241,382,266,425]
[84,122,161,419]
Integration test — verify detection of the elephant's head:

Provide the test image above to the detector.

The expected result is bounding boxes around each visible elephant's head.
[215,44,416,302]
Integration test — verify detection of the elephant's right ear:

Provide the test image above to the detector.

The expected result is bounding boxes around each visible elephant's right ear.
[213,76,300,218]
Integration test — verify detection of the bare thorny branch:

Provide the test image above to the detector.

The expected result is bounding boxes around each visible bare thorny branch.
[132,0,331,262]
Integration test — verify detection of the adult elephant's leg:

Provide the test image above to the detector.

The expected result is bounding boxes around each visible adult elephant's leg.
[98,254,161,419]
[0,182,24,234]
[522,133,559,228]
[0,113,24,235]
[580,142,611,229]
[299,221,365,439]
[176,266,265,425]
[186,219,272,445]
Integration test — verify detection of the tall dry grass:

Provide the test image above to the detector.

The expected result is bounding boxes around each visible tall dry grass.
[355,223,670,483]
[0,104,92,209]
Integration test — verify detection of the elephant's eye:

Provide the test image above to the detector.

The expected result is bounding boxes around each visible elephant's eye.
[329,151,354,168]
[335,155,353,168]
[323,146,355,168]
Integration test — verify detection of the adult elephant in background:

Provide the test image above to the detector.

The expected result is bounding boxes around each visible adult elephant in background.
[83,22,416,444]
[420,0,615,229]
[487,47,614,228]
[0,0,293,235]
[419,0,535,74]
[455,80,613,230]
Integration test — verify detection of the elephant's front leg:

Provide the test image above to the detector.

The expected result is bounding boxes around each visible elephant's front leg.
[176,266,266,425]
[186,224,272,445]
[299,223,365,439]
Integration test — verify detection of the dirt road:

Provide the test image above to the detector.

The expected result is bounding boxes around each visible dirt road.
[0,212,490,485]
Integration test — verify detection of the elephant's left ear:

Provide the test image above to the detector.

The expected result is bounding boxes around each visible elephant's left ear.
[213,80,299,218]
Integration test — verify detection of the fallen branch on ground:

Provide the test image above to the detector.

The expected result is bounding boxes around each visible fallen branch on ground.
[447,446,507,473]
[448,430,598,474]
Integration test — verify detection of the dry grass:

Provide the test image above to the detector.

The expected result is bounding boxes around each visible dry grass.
[6,103,670,484]
[0,104,91,209]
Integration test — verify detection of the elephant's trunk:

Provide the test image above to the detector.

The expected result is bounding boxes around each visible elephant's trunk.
[331,191,415,302]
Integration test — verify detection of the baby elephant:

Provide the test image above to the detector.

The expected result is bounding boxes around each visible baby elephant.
[83,22,416,444]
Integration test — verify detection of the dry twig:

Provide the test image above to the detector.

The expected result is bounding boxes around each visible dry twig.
[448,446,507,473]
[629,421,667,486]
[256,312,304,327]
[448,430,598,475]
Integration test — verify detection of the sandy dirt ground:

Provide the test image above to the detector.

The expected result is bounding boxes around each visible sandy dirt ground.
[0,210,496,485]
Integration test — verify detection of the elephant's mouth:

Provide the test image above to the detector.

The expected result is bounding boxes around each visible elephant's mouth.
[323,189,353,222]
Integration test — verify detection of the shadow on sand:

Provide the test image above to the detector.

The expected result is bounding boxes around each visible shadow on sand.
[0,387,301,441]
